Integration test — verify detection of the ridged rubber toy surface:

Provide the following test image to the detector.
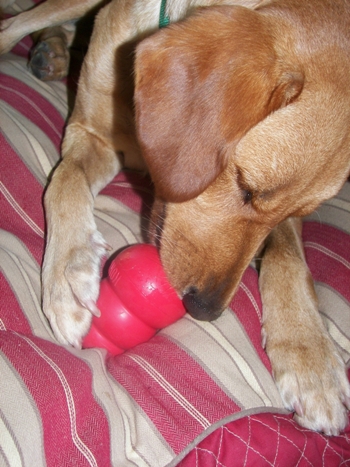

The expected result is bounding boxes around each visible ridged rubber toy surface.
[82,244,186,355]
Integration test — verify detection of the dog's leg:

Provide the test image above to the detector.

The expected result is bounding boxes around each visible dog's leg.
[260,217,350,435]
[42,128,119,348]
[0,0,101,55]
[42,2,144,347]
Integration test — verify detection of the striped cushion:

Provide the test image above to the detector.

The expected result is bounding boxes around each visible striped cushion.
[1,7,350,467]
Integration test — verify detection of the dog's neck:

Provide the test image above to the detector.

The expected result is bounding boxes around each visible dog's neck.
[159,0,170,28]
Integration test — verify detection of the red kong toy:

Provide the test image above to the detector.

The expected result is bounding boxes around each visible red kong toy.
[82,244,186,355]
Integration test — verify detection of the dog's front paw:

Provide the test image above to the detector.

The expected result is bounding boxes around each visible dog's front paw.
[267,333,350,435]
[42,230,109,348]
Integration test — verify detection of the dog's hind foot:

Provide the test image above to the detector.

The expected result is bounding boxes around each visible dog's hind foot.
[29,34,70,80]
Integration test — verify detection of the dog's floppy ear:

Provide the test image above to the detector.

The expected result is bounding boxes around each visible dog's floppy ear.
[134,6,304,202]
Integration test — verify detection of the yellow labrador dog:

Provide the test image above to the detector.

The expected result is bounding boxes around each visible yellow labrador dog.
[1,0,350,436]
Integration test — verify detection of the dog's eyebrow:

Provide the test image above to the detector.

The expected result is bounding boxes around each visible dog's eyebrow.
[235,162,285,200]
[236,164,264,191]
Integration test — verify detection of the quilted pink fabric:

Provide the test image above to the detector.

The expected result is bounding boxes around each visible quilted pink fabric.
[1,8,350,466]
[179,411,350,466]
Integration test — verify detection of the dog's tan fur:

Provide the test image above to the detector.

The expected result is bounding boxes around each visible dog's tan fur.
[1,0,350,435]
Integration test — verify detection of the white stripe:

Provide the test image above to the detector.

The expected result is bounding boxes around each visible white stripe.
[128,354,211,428]
[0,318,6,331]
[0,182,44,237]
[239,281,262,323]
[304,242,350,269]
[17,335,98,467]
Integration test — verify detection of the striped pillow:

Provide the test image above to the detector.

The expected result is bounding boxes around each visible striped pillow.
[1,7,350,467]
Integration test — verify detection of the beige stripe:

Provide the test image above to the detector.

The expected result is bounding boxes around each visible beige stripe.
[95,210,139,245]
[114,387,173,467]
[316,284,350,361]
[336,181,350,202]
[205,317,274,406]
[0,102,59,184]
[0,354,45,467]
[316,284,350,334]
[306,182,350,232]
[162,313,283,410]
[3,0,34,14]
[328,197,350,212]
[72,348,175,467]
[0,417,23,467]
[325,319,350,357]
[94,195,142,247]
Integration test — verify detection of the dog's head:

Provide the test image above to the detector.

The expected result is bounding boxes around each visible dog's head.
[134,5,350,320]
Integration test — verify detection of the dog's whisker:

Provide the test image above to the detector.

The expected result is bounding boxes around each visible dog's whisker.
[144,214,201,258]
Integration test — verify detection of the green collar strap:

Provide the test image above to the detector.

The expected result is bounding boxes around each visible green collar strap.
[159,0,170,28]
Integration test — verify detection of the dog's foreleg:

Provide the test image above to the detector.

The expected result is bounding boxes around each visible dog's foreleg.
[42,1,145,347]
[260,217,350,435]
[42,123,120,347]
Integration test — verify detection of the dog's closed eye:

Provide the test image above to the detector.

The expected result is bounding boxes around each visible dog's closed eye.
[243,190,253,204]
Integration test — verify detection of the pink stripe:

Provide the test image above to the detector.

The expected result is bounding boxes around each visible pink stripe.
[1,181,44,237]
[303,222,350,301]
[108,336,239,454]
[230,267,271,372]
[11,36,33,58]
[101,171,153,214]
[303,221,350,262]
[133,336,240,421]
[305,248,350,302]
[0,332,111,467]
[0,74,65,149]
[0,274,33,335]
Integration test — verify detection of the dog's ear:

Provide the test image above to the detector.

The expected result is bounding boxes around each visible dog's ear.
[134,6,304,202]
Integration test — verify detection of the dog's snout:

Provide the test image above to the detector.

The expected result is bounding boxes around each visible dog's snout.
[183,287,223,322]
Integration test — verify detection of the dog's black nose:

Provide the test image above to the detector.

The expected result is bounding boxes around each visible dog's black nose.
[183,287,222,322]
